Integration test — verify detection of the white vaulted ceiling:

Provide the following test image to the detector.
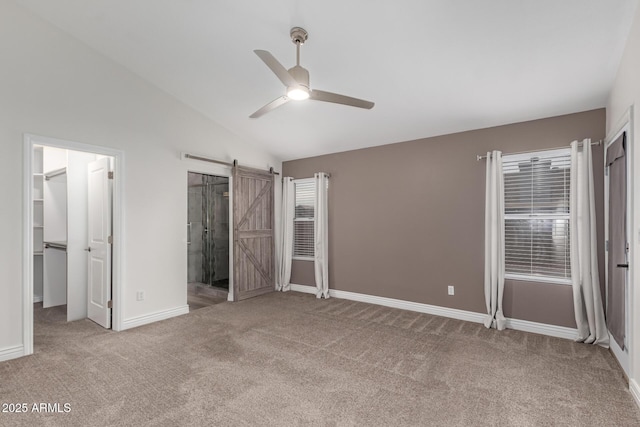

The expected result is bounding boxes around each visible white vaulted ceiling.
[13,0,639,160]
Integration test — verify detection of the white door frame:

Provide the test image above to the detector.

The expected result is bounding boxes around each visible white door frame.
[23,134,125,355]
[183,155,234,302]
[604,106,634,377]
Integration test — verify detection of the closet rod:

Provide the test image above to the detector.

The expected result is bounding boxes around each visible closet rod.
[476,139,603,161]
[44,167,67,180]
[44,243,67,252]
[184,153,280,175]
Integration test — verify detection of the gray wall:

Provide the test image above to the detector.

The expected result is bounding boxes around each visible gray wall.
[283,109,606,328]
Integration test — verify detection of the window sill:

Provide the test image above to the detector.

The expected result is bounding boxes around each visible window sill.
[505,274,571,286]
[293,257,314,262]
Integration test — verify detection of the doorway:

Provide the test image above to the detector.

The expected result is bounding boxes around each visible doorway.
[187,172,230,309]
[23,134,123,356]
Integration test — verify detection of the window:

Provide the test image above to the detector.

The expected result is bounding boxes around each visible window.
[293,178,315,260]
[503,148,571,284]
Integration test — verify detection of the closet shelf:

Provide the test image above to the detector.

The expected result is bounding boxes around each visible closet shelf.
[33,199,44,202]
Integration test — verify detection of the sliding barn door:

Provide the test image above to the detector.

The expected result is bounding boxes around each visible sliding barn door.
[606,132,628,351]
[232,166,275,301]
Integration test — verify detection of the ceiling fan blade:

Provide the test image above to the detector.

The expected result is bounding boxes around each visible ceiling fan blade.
[249,96,290,118]
[254,50,298,88]
[309,89,374,110]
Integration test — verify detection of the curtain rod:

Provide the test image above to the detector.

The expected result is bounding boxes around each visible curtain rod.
[281,173,332,182]
[184,153,280,175]
[476,139,603,161]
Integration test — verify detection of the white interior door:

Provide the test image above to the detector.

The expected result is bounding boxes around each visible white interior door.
[66,151,97,321]
[87,157,112,328]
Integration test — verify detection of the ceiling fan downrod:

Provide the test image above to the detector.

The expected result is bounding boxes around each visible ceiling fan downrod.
[290,27,308,67]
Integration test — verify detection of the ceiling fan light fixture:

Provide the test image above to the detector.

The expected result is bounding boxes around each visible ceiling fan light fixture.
[286,86,309,101]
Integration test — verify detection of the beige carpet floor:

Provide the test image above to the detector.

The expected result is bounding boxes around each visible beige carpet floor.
[1,292,639,426]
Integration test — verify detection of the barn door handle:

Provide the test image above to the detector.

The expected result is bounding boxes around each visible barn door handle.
[617,263,629,269]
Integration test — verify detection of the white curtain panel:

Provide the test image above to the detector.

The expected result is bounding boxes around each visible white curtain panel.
[484,150,506,330]
[314,172,329,299]
[276,177,295,292]
[570,140,609,347]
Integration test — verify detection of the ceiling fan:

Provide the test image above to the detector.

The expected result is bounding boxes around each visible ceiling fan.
[250,27,375,118]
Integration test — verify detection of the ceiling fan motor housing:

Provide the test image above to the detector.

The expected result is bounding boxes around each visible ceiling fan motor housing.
[288,65,310,88]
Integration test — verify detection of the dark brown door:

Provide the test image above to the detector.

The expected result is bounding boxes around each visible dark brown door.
[232,166,275,301]
[606,132,627,349]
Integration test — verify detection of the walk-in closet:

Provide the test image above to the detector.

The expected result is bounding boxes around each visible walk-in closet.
[33,145,114,327]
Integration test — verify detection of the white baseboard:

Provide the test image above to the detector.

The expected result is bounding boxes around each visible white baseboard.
[505,318,577,340]
[0,345,25,363]
[290,283,317,295]
[290,284,578,340]
[332,288,486,324]
[121,305,189,331]
[33,295,43,303]
[630,379,640,409]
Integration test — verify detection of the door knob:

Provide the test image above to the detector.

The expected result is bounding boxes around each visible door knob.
[85,247,92,252]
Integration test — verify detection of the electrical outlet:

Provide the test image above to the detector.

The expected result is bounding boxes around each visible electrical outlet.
[448,286,455,296]
[136,291,145,301]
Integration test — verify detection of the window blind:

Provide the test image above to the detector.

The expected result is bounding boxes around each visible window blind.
[503,149,571,282]
[294,179,315,258]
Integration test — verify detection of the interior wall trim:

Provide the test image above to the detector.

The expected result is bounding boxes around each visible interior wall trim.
[289,284,578,340]
[504,318,577,340]
[630,379,640,409]
[0,345,25,363]
[121,305,189,331]
[33,296,43,303]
